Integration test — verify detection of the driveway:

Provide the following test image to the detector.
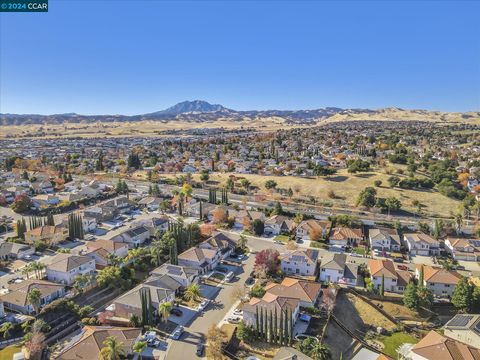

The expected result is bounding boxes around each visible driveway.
[168,305,197,326]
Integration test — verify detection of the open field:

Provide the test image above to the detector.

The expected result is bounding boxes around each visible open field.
[160,169,461,218]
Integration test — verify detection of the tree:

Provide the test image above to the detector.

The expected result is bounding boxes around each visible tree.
[252,219,264,236]
[237,235,248,250]
[237,321,255,342]
[206,324,225,360]
[272,201,284,215]
[452,277,474,312]
[265,180,277,190]
[249,283,266,298]
[0,322,13,339]
[73,274,92,295]
[403,282,419,310]
[133,341,147,360]
[129,314,141,328]
[184,283,202,302]
[159,301,172,323]
[387,175,401,188]
[385,196,401,216]
[11,194,32,213]
[255,249,280,274]
[356,187,377,208]
[28,288,42,315]
[417,286,434,308]
[97,266,124,289]
[380,274,385,297]
[211,207,228,224]
[100,336,126,360]
[374,180,382,187]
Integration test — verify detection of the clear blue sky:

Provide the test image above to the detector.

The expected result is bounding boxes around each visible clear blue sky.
[1,0,479,115]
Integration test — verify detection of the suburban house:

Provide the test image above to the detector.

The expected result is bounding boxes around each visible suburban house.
[243,294,300,329]
[55,326,142,360]
[369,227,401,252]
[149,263,199,288]
[264,215,296,236]
[137,196,163,211]
[85,239,129,269]
[329,227,363,247]
[106,275,182,324]
[280,249,319,277]
[445,238,480,262]
[46,254,96,285]
[110,225,151,248]
[263,278,322,308]
[231,210,265,230]
[404,233,440,256]
[187,201,215,219]
[132,216,169,236]
[368,259,412,293]
[178,246,222,274]
[415,265,462,298]
[319,253,359,286]
[407,330,480,360]
[0,279,65,315]
[198,232,237,258]
[24,225,69,245]
[444,314,480,350]
[295,219,332,242]
[0,242,34,260]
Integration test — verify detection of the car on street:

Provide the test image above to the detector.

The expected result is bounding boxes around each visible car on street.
[233,309,243,316]
[393,258,404,263]
[197,299,210,312]
[225,271,235,282]
[196,343,205,356]
[397,264,409,271]
[244,277,255,286]
[171,326,184,340]
[456,265,466,271]
[227,315,241,324]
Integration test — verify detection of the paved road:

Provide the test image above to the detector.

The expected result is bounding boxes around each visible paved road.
[165,234,284,360]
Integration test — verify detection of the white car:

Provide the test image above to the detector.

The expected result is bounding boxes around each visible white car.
[227,315,242,324]
[171,326,184,340]
[197,299,210,312]
[225,271,234,282]
[233,309,243,316]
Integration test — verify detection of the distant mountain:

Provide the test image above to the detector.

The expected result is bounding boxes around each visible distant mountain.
[144,100,232,116]
[0,100,478,126]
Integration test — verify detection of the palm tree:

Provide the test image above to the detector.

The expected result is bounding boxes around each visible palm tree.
[184,283,202,302]
[100,336,126,360]
[310,343,332,360]
[22,263,33,279]
[27,288,42,315]
[31,262,46,280]
[133,341,147,360]
[129,314,140,327]
[0,322,13,339]
[158,301,172,323]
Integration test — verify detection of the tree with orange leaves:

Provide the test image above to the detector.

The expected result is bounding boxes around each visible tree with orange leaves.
[212,207,228,224]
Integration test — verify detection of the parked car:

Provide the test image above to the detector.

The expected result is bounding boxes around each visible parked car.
[216,266,228,273]
[397,265,409,271]
[233,309,243,316]
[197,299,210,312]
[170,308,183,316]
[225,271,235,282]
[196,343,205,356]
[393,258,404,263]
[171,326,184,340]
[227,315,241,324]
[244,277,255,286]
[456,265,466,271]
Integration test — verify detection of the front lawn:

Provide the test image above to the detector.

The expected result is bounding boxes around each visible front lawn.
[274,235,290,243]
[353,247,366,255]
[377,332,418,358]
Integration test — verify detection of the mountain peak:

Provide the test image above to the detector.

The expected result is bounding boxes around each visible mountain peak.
[150,100,232,116]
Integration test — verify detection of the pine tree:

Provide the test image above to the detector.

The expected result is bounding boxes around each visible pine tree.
[259,307,264,339]
[279,309,284,345]
[255,307,260,336]
[380,274,385,297]
[274,307,278,344]
[199,201,203,220]
[419,265,424,286]
[268,310,273,343]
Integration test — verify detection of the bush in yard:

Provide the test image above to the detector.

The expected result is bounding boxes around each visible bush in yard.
[236,321,255,342]
[252,219,264,236]
[249,283,266,298]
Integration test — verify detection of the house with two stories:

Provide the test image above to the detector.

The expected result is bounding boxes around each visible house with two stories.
[328,227,363,247]
[110,225,151,248]
[445,238,480,262]
[368,259,412,293]
[85,239,129,269]
[46,254,96,285]
[0,242,35,260]
[415,264,462,298]
[295,220,332,242]
[177,246,222,274]
[280,249,319,277]
[24,225,69,246]
[444,314,480,350]
[369,227,401,252]
[264,215,296,236]
[0,279,65,315]
[149,264,199,288]
[404,233,440,256]
[319,253,359,286]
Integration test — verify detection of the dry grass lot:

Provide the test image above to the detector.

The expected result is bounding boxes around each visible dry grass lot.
[177,169,460,218]
[345,293,397,331]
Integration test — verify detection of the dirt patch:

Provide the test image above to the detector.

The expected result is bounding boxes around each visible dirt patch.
[345,293,396,331]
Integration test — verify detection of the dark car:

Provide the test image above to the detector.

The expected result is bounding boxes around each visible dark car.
[170,308,183,316]
[245,277,255,286]
[393,258,404,263]
[196,343,205,356]
[456,265,466,271]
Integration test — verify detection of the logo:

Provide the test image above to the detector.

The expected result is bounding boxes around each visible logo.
[0,0,48,12]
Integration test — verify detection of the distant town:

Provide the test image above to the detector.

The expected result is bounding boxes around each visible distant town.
[0,115,478,360]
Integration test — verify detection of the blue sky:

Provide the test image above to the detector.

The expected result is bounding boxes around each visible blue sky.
[1,0,479,114]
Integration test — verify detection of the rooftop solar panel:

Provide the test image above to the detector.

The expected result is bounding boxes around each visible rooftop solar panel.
[448,315,473,327]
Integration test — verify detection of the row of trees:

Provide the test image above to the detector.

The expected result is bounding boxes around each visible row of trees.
[68,212,84,240]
